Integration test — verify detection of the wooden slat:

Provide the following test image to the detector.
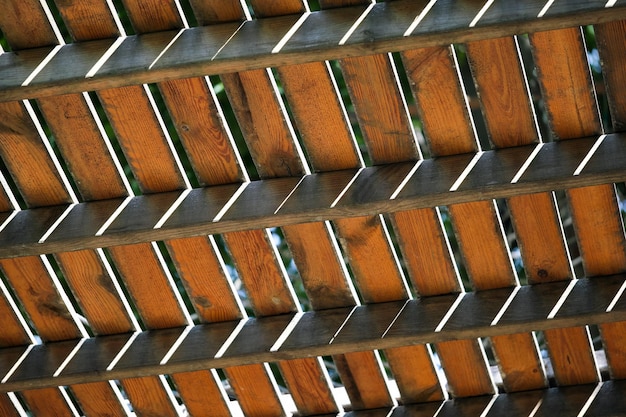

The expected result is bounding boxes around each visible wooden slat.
[0,1,59,49]
[530,26,617,386]
[276,61,361,172]
[121,376,178,417]
[70,382,130,417]
[36,93,129,201]
[0,394,20,417]
[0,256,84,342]
[0,101,74,208]
[158,76,246,186]
[2,3,626,103]
[20,388,78,416]
[55,250,136,335]
[171,371,231,417]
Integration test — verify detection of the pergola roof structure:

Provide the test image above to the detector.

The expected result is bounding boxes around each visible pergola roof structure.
[1,1,626,416]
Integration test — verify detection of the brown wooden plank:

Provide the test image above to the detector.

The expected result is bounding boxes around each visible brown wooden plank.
[225,364,286,417]
[221,69,307,177]
[98,85,188,193]
[0,256,83,342]
[121,376,178,417]
[108,243,190,329]
[0,101,73,207]
[120,0,184,33]
[333,215,407,303]
[598,321,626,379]
[390,210,459,297]
[188,0,247,24]
[158,77,246,186]
[20,388,78,416]
[222,229,296,316]
[277,61,361,172]
[333,351,394,410]
[279,358,339,415]
[340,53,419,164]
[55,250,136,335]
[595,20,626,131]
[282,222,356,309]
[530,28,602,140]
[171,371,232,417]
[70,381,129,417]
[448,201,516,291]
[55,0,120,40]
[166,237,242,322]
[36,93,129,201]
[0,281,32,347]
[0,1,59,49]
[385,345,443,403]
[247,0,305,17]
[401,46,477,156]
[435,340,495,398]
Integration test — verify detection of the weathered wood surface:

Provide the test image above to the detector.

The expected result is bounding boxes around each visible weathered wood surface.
[530,26,617,386]
[1,1,626,102]
[465,34,551,393]
[0,133,622,258]
[2,275,625,392]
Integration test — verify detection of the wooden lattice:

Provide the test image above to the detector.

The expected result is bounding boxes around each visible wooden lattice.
[1,1,626,416]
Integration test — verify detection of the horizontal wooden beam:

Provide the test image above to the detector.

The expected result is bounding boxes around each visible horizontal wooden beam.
[348,382,626,417]
[0,133,623,258]
[1,274,625,392]
[1,0,625,102]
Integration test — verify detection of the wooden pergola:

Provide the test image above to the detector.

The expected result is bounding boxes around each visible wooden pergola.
[1,0,626,415]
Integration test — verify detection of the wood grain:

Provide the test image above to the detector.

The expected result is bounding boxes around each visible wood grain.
[2,5,626,102]
[20,388,78,417]
[36,93,129,201]
[121,376,178,417]
[402,46,477,156]
[55,250,136,335]
[70,381,130,417]
[98,85,188,194]
[158,77,246,186]
[0,256,83,342]
[108,243,190,329]
[2,275,626,391]
[0,101,73,207]
[221,69,307,177]
[531,26,624,384]
[0,1,59,49]
[0,394,20,417]
[225,364,286,417]
[171,371,232,417]
[276,61,361,172]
